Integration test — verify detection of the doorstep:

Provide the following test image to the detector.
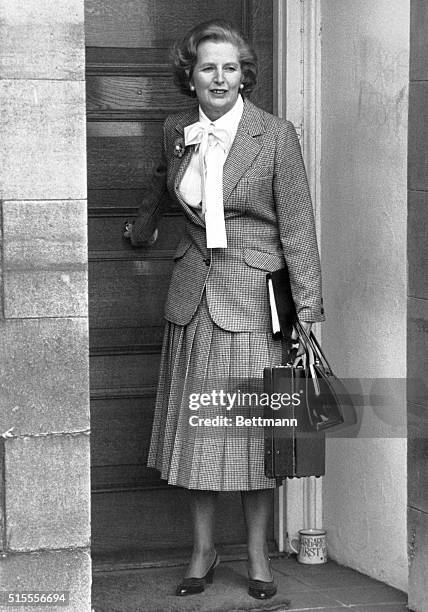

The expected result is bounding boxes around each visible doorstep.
[92,551,408,612]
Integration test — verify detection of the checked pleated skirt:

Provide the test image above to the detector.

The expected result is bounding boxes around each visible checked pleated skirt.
[147,291,284,491]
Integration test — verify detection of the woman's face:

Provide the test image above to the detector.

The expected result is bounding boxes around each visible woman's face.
[190,40,243,121]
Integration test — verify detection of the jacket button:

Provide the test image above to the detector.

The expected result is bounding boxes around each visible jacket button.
[203,258,211,266]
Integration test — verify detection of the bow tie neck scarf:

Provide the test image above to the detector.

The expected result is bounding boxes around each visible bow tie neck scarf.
[184,121,231,249]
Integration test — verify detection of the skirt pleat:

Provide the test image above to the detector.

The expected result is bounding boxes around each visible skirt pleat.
[147,292,284,490]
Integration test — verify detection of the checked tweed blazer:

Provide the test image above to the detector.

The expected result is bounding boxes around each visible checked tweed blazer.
[132,98,325,331]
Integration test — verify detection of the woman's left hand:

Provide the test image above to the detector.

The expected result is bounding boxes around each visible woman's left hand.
[291,321,312,357]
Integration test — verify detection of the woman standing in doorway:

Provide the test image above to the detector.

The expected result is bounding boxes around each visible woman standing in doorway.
[125,19,324,600]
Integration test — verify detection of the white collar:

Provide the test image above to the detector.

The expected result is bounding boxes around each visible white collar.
[198,94,244,136]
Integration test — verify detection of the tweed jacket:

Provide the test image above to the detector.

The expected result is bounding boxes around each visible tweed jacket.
[132,98,325,331]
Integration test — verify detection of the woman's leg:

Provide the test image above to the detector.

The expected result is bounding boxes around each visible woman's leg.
[241,489,273,581]
[184,490,218,578]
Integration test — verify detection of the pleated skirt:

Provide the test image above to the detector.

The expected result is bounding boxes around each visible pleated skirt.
[147,292,284,490]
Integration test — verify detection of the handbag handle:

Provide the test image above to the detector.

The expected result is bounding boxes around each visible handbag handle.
[293,334,321,396]
[294,320,334,376]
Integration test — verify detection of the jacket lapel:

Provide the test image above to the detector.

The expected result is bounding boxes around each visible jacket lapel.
[223,99,265,205]
[171,107,205,228]
[169,98,266,225]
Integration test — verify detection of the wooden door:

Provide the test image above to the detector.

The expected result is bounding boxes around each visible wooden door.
[85,0,273,560]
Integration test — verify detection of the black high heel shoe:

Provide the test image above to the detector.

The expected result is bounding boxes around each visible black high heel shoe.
[247,557,277,600]
[175,552,219,596]
[247,578,277,600]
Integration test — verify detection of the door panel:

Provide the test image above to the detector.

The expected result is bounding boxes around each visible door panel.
[91,489,254,556]
[86,0,273,557]
[87,76,195,110]
[85,0,246,48]
[87,123,163,189]
[89,258,172,329]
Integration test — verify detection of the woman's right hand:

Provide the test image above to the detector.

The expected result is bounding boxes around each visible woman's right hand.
[123,221,158,245]
[123,221,133,239]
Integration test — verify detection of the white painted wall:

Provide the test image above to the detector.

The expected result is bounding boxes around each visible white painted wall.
[320,0,409,590]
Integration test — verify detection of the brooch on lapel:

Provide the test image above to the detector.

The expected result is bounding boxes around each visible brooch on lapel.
[173,137,185,158]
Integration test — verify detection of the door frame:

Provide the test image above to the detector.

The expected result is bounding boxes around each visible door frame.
[273,0,323,552]
[83,0,323,557]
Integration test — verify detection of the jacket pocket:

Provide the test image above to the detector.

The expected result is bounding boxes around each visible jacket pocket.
[243,168,273,181]
[243,248,285,272]
[173,239,192,260]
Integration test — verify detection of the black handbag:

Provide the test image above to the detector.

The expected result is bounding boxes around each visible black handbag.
[264,267,350,481]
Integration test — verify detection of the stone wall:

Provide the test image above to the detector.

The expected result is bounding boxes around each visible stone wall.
[0,2,91,609]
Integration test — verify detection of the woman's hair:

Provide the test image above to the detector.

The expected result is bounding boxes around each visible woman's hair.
[171,19,258,97]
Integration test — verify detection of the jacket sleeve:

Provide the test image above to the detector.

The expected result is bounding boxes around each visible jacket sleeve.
[273,120,325,323]
[130,121,171,246]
